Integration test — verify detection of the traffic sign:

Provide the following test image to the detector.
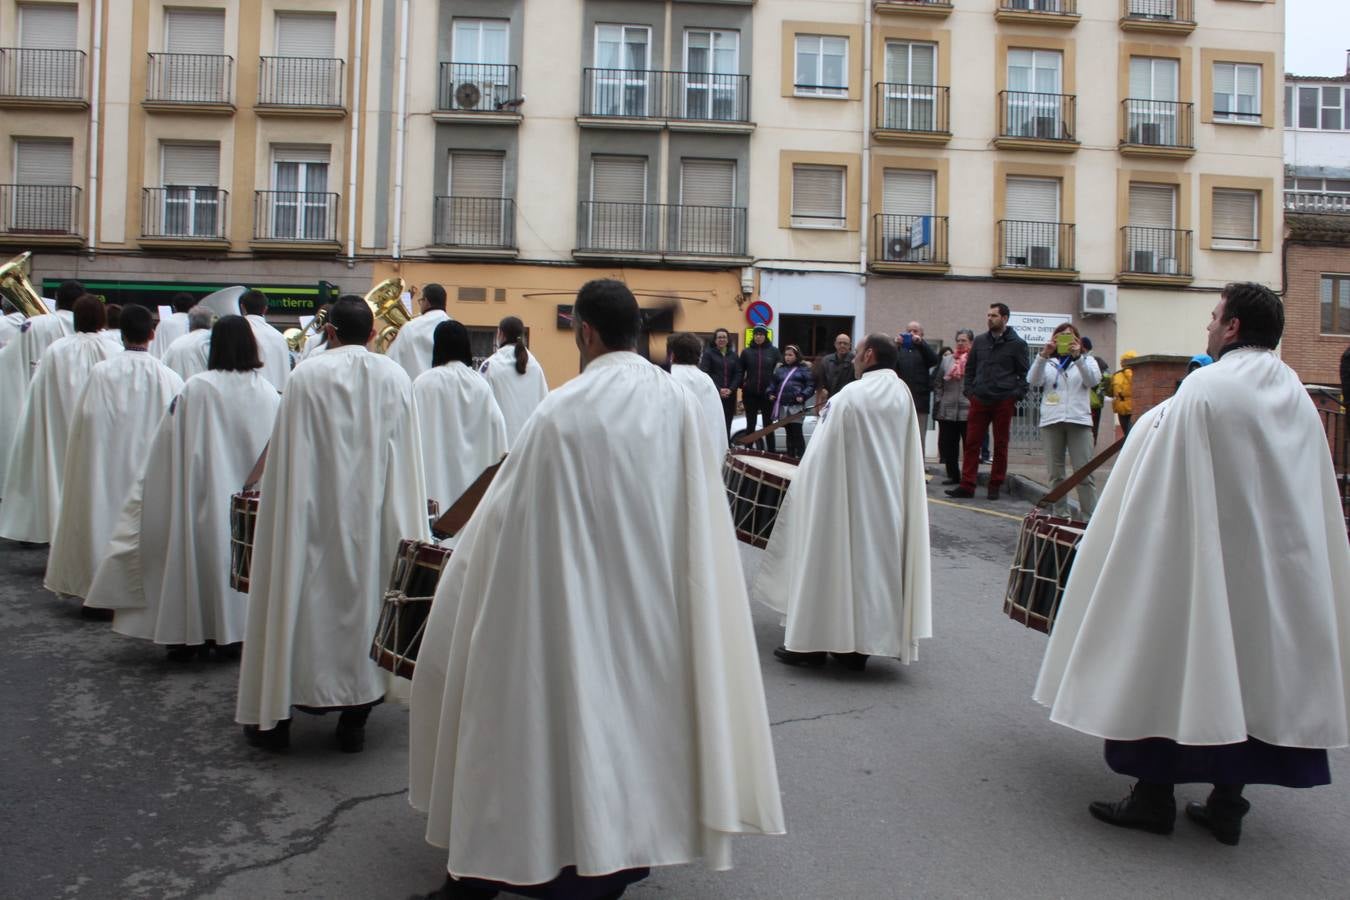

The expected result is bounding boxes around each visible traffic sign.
[745,300,773,327]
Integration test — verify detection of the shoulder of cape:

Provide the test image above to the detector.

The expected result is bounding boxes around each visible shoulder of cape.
[20,320,32,333]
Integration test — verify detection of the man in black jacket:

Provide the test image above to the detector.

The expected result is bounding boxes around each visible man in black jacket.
[895,321,940,443]
[699,327,743,439]
[814,333,856,410]
[739,325,783,451]
[946,303,1029,501]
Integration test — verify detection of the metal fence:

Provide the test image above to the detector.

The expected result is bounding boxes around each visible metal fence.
[581,68,750,122]
[998,220,1075,271]
[257,56,344,107]
[999,0,1078,13]
[141,187,227,239]
[874,83,950,133]
[433,196,516,249]
[999,91,1076,141]
[1123,0,1193,21]
[253,190,338,242]
[1121,226,1192,276]
[146,53,233,104]
[873,214,949,265]
[437,62,518,111]
[578,201,747,257]
[1121,98,1193,148]
[0,184,81,235]
[0,47,85,100]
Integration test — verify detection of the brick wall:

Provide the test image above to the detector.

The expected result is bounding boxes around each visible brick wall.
[1125,355,1191,418]
[1284,243,1350,387]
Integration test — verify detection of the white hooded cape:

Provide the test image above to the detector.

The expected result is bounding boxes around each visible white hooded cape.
[669,363,729,451]
[413,361,507,513]
[236,346,428,728]
[245,314,290,392]
[1034,349,1350,747]
[409,351,784,886]
[754,369,933,660]
[387,309,450,381]
[149,311,189,358]
[0,311,24,348]
[0,333,121,543]
[479,344,548,447]
[87,370,280,645]
[0,310,74,497]
[161,330,211,382]
[44,352,183,599]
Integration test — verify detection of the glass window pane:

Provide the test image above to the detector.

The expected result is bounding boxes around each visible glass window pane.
[1236,65,1259,97]
[1213,63,1235,95]
[1322,278,1334,332]
[1325,179,1350,192]
[1340,279,1350,333]
[1323,107,1343,130]
[1300,87,1319,128]
[911,44,935,85]
[1284,85,1293,127]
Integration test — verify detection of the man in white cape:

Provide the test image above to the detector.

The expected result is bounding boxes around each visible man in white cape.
[408,279,783,900]
[239,290,290,392]
[412,319,507,513]
[161,306,214,381]
[0,303,23,348]
[45,305,183,602]
[236,296,428,753]
[479,316,548,447]
[0,296,121,543]
[87,315,280,658]
[388,283,451,381]
[148,292,193,358]
[1034,282,1350,847]
[667,332,729,451]
[754,333,932,672]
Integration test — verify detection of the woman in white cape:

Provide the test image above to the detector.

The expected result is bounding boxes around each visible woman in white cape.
[478,315,547,446]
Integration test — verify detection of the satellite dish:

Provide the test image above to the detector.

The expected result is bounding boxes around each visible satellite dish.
[887,236,911,259]
[198,285,247,320]
[454,82,482,109]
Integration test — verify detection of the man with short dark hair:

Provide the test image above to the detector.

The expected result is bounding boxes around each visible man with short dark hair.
[946,303,1029,501]
[388,282,452,380]
[150,292,196,358]
[739,325,782,451]
[668,331,727,450]
[814,332,855,410]
[1036,282,1350,848]
[409,278,783,900]
[239,289,289,390]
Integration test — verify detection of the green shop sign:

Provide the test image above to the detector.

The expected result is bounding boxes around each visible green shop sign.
[40,279,343,316]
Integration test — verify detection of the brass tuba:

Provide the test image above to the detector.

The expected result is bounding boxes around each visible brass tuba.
[0,252,52,319]
[364,276,410,354]
[284,304,330,353]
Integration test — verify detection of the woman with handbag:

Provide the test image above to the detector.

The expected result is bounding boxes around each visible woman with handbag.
[932,330,973,485]
[767,344,814,458]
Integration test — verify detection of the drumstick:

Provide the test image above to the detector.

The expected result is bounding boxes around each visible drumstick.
[735,404,819,447]
[242,443,268,490]
[431,456,507,539]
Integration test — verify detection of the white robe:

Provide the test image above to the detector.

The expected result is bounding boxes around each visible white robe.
[245,314,290,392]
[387,309,450,381]
[98,329,124,352]
[410,350,784,886]
[480,344,548,447]
[236,346,428,728]
[754,369,933,660]
[87,370,280,646]
[149,311,189,358]
[413,362,507,513]
[161,329,211,382]
[0,333,121,543]
[44,352,183,599]
[0,311,23,348]
[669,363,729,451]
[0,310,74,497]
[1034,348,1350,748]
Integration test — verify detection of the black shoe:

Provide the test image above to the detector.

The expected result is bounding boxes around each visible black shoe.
[243,719,291,751]
[773,646,827,667]
[218,642,243,661]
[413,875,498,900]
[80,605,114,621]
[1185,796,1250,846]
[987,487,1000,501]
[980,454,991,464]
[1088,784,1175,835]
[829,652,869,672]
[336,708,370,753]
[941,478,960,485]
[166,644,197,662]
[945,486,974,498]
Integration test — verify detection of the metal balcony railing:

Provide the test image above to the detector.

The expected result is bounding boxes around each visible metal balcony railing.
[433,197,516,249]
[141,187,228,240]
[1121,98,1194,149]
[872,214,949,266]
[437,62,519,112]
[581,68,750,122]
[998,0,1077,13]
[1284,192,1350,215]
[0,185,81,236]
[1121,226,1192,276]
[0,48,85,100]
[253,190,339,242]
[999,91,1076,141]
[874,83,950,134]
[257,56,344,108]
[1122,0,1194,22]
[578,201,747,257]
[146,53,233,105]
[998,220,1076,271]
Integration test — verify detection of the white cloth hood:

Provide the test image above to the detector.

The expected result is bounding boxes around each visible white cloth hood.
[413,361,507,513]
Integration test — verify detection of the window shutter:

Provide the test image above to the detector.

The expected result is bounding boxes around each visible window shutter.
[1128,184,1175,228]
[19,3,78,49]
[882,169,934,216]
[15,139,73,184]
[276,13,335,58]
[161,143,220,186]
[166,8,225,54]
[1128,58,1150,98]
[449,152,504,197]
[910,44,935,86]
[791,165,844,219]
[1005,177,1058,222]
[1212,189,1257,240]
[271,145,331,165]
[680,159,734,207]
[1235,65,1258,100]
[591,156,647,203]
[1213,64,1235,97]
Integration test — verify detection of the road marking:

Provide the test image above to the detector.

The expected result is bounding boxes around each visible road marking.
[927,497,1025,522]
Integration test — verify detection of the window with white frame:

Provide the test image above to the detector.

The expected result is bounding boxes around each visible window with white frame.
[593,24,651,116]
[1127,57,1179,144]
[1211,188,1258,249]
[1006,48,1065,139]
[683,29,740,120]
[161,8,227,103]
[679,158,736,254]
[1004,176,1061,269]
[790,164,845,228]
[160,142,221,237]
[1126,183,1179,274]
[1288,84,1349,130]
[9,137,75,233]
[794,34,848,97]
[17,2,79,98]
[881,169,936,262]
[1321,274,1350,335]
[450,19,510,109]
[1213,62,1260,123]
[881,41,937,131]
[589,155,649,250]
[445,151,506,245]
[270,146,331,241]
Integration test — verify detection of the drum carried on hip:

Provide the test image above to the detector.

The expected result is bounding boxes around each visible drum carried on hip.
[722,450,799,548]
[1004,510,1086,633]
[229,490,260,593]
[371,538,452,678]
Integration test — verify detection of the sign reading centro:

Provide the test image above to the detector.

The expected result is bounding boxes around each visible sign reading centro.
[1008,312,1072,347]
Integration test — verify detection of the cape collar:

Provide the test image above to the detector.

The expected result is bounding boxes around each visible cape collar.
[583,350,647,372]
[1215,341,1270,361]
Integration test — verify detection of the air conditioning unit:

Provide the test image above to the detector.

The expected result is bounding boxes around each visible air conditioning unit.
[1028,245,1054,269]
[1159,256,1178,275]
[1130,122,1162,145]
[1131,250,1157,273]
[886,235,912,260]
[1081,283,1119,316]
[1033,116,1059,139]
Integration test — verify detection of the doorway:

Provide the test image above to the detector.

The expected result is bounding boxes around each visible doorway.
[777,314,855,361]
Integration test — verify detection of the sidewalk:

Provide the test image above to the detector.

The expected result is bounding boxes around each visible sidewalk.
[924,443,1115,519]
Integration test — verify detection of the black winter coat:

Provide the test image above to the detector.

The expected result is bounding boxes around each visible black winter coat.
[699,345,743,392]
[963,326,1030,403]
[739,342,783,395]
[895,340,940,413]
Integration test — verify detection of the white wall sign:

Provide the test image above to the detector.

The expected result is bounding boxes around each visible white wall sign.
[1009,312,1071,347]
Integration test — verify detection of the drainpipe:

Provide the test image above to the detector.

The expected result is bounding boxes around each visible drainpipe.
[345,0,364,263]
[390,0,410,259]
[86,0,103,256]
[858,2,873,291]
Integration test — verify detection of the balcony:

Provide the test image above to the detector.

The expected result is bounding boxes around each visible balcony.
[1120,226,1193,283]
[1285,192,1350,215]
[1119,99,1194,158]
[431,197,517,257]
[144,53,234,113]
[872,0,954,19]
[251,190,340,251]
[994,91,1079,152]
[1119,0,1195,34]
[873,83,950,145]
[139,187,228,249]
[576,201,748,264]
[434,62,521,124]
[579,68,752,133]
[0,48,86,109]
[0,185,82,246]
[995,0,1079,27]
[994,220,1077,278]
[870,214,949,274]
[256,57,345,116]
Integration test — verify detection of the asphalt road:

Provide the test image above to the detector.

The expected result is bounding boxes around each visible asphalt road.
[2,482,1346,900]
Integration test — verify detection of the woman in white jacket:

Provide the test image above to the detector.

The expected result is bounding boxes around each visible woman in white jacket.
[479,315,548,447]
[1028,322,1100,517]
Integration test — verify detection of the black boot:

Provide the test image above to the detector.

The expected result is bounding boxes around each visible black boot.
[1088,781,1175,835]
[829,652,869,672]
[166,644,197,662]
[773,646,826,667]
[243,718,291,751]
[336,707,371,753]
[411,874,498,900]
[1185,784,1250,846]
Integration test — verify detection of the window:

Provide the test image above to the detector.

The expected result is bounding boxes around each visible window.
[160,142,221,237]
[1321,275,1350,335]
[17,2,79,98]
[1213,62,1260,123]
[1211,188,1258,249]
[683,29,739,120]
[594,25,651,116]
[9,138,74,232]
[271,146,330,241]
[275,13,335,58]
[791,164,845,227]
[1004,176,1061,268]
[589,155,648,250]
[881,169,935,262]
[1126,184,1179,274]
[1297,85,1318,128]
[446,151,506,246]
[1006,49,1064,138]
[679,158,736,255]
[1127,57,1180,144]
[1289,84,1349,131]
[881,42,937,131]
[794,35,847,97]
[450,19,510,109]
[161,8,226,103]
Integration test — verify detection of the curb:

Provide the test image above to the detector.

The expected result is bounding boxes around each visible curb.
[925,464,1083,518]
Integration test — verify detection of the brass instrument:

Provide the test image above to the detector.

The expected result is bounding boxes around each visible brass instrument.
[364,276,410,353]
[198,285,247,320]
[0,252,52,319]
[284,305,330,353]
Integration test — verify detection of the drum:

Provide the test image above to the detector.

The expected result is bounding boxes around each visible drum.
[228,490,260,593]
[371,538,452,678]
[1004,509,1087,634]
[722,450,799,549]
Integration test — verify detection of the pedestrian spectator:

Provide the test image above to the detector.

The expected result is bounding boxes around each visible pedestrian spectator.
[895,321,939,443]
[814,332,855,410]
[739,325,782,451]
[1029,322,1100,518]
[932,329,972,485]
[1082,336,1111,442]
[768,344,814,458]
[1177,353,1213,390]
[1112,351,1137,436]
[946,303,1029,501]
[698,327,742,439]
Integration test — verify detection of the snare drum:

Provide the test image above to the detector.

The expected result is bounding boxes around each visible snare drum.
[229,490,260,593]
[370,538,452,678]
[722,450,799,548]
[1004,509,1087,634]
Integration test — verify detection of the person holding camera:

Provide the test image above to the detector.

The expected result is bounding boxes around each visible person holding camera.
[1029,322,1100,518]
[895,321,939,443]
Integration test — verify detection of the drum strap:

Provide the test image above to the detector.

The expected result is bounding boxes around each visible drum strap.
[1037,435,1126,507]
[243,443,268,490]
[431,456,506,539]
